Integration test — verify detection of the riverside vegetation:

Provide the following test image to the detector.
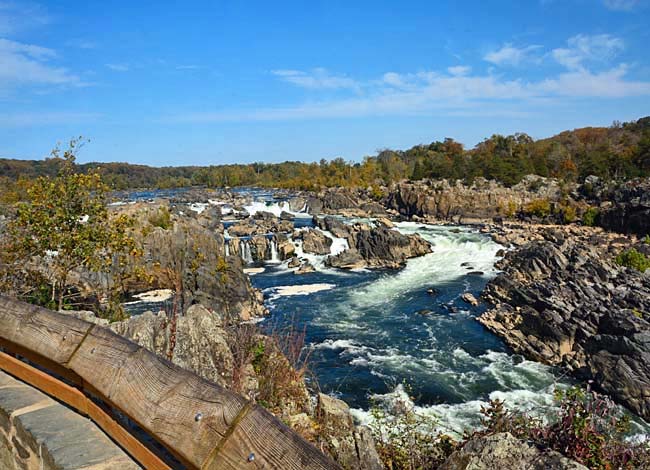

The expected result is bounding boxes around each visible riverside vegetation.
[1,121,650,469]
[1,117,649,193]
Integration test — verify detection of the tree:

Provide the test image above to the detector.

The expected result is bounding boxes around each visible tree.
[4,139,136,311]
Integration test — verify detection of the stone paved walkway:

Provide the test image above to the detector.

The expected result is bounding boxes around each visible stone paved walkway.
[0,370,141,470]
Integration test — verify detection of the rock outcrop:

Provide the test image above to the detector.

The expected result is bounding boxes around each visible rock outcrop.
[586,177,650,237]
[385,176,566,222]
[316,393,383,470]
[327,225,432,269]
[109,304,237,389]
[144,223,265,320]
[227,217,293,237]
[440,432,587,470]
[479,227,650,420]
[299,228,333,255]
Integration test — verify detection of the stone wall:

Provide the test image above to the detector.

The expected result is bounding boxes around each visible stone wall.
[0,370,140,470]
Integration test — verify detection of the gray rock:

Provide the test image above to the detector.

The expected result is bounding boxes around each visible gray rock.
[300,229,332,255]
[461,293,479,306]
[316,394,383,470]
[479,231,650,420]
[440,432,587,470]
[326,250,366,270]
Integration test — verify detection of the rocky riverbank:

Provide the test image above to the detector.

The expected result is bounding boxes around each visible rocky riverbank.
[478,223,650,421]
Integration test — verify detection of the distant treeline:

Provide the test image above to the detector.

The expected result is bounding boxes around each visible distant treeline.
[2,116,649,191]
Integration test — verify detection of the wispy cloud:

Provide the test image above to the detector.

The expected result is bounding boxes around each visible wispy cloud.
[176,64,200,70]
[105,63,129,72]
[447,65,472,76]
[552,34,624,70]
[0,1,51,35]
[484,43,542,66]
[272,68,360,91]
[603,0,641,10]
[166,69,649,124]
[0,38,82,91]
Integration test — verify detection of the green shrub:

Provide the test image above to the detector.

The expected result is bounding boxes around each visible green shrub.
[523,198,551,218]
[148,206,172,229]
[644,235,650,245]
[582,207,599,227]
[369,185,386,201]
[369,385,456,470]
[615,248,650,273]
[562,205,577,223]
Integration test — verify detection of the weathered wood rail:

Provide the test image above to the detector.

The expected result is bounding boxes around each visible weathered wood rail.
[0,296,339,470]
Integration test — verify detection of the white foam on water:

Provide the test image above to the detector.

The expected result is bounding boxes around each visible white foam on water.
[350,381,561,439]
[243,267,265,275]
[312,338,362,350]
[188,202,208,214]
[346,224,502,309]
[479,350,557,389]
[243,200,311,218]
[265,283,336,301]
[321,229,349,256]
[124,288,174,305]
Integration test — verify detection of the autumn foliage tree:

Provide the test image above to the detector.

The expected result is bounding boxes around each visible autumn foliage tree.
[2,139,139,314]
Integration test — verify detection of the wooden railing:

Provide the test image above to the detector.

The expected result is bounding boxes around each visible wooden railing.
[0,296,339,470]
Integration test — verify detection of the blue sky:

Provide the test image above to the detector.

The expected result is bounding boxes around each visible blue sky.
[1,0,650,165]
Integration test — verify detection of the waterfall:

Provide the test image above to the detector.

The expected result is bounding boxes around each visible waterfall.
[240,240,253,264]
[225,240,230,257]
[270,239,279,263]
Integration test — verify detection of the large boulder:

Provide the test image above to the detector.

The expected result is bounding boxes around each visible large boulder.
[385,178,567,222]
[316,394,383,470]
[326,250,366,270]
[275,233,296,260]
[228,220,258,237]
[109,305,235,389]
[249,235,270,261]
[354,227,431,268]
[313,216,352,239]
[440,433,587,470]
[300,229,332,255]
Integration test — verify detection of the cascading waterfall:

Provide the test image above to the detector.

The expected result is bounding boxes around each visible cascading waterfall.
[239,239,254,264]
[270,239,279,263]
[224,240,230,257]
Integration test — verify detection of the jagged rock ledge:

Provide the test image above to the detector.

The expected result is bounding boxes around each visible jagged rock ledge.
[477,224,650,421]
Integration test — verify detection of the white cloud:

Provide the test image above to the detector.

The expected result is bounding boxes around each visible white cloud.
[0,38,81,90]
[535,64,650,97]
[165,60,650,124]
[484,43,541,66]
[603,0,641,10]
[272,68,360,91]
[552,34,624,70]
[105,63,129,72]
[447,65,472,76]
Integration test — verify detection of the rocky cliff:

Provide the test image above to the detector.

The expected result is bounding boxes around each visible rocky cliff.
[385,176,566,221]
[582,176,650,237]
